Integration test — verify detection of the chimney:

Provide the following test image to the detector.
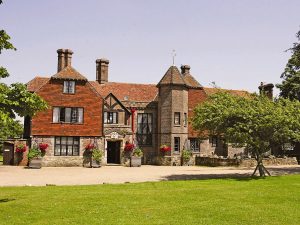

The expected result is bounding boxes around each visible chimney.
[57,49,73,72]
[96,58,109,84]
[259,82,274,100]
[180,65,191,75]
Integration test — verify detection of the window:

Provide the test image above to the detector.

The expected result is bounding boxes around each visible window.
[190,138,200,152]
[63,81,75,94]
[53,107,83,123]
[183,113,187,127]
[210,136,218,147]
[104,112,118,124]
[137,113,153,146]
[174,137,180,152]
[54,136,79,156]
[174,112,180,125]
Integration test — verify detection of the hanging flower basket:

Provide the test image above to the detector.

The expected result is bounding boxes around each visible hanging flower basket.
[124,142,134,152]
[15,143,27,153]
[160,145,171,152]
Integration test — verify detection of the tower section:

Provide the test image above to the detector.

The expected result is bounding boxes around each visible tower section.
[157,66,188,165]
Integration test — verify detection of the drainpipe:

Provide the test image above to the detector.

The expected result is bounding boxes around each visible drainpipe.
[131,108,136,143]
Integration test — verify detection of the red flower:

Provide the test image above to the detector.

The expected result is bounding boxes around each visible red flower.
[39,143,49,151]
[16,144,27,153]
[85,143,95,151]
[160,145,171,152]
[124,143,134,152]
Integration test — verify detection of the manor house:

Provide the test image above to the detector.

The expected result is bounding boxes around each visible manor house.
[26,49,250,166]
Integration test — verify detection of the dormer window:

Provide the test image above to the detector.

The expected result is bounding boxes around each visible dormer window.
[63,81,75,94]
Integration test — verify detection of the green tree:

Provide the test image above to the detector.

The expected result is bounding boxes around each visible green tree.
[192,92,300,177]
[0,1,48,140]
[277,30,300,99]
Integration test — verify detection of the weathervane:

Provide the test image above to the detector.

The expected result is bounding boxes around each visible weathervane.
[172,49,176,66]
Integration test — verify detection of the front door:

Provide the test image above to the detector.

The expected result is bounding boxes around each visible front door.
[107,141,121,164]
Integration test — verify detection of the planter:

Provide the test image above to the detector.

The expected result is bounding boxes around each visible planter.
[130,156,142,167]
[91,159,101,168]
[28,157,42,169]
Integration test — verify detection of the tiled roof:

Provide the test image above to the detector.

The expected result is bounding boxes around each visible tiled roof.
[183,73,203,89]
[27,77,49,92]
[51,66,88,81]
[90,81,158,103]
[26,77,250,104]
[203,87,250,97]
[157,66,187,87]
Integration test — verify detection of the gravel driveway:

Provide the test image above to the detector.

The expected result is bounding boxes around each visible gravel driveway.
[0,165,299,187]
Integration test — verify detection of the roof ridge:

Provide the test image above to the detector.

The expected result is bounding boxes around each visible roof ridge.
[96,81,157,86]
[203,87,249,92]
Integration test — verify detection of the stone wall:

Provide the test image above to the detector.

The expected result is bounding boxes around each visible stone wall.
[33,136,104,167]
[195,156,299,167]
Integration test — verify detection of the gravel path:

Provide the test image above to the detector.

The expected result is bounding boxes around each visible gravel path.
[0,165,299,187]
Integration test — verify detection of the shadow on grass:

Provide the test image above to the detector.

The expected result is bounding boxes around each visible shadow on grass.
[0,198,15,203]
[162,173,259,182]
[267,166,300,176]
[162,166,300,182]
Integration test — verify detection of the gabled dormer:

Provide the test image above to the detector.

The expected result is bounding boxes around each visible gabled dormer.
[103,93,131,125]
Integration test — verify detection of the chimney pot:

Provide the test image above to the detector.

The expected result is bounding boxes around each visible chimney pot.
[180,65,191,75]
[57,48,73,72]
[259,82,274,100]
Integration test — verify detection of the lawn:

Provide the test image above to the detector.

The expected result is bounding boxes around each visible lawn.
[0,175,299,225]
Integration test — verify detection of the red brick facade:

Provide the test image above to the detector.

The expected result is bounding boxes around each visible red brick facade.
[31,79,103,137]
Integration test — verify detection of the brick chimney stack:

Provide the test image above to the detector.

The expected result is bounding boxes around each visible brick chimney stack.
[259,82,274,100]
[180,65,191,75]
[57,49,73,72]
[96,58,109,84]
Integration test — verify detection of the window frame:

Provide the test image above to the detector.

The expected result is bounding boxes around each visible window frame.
[52,107,84,124]
[136,113,153,146]
[104,111,118,124]
[54,136,80,156]
[63,81,76,94]
[190,138,200,152]
[183,113,187,127]
[174,112,181,125]
[174,137,180,152]
[210,136,218,147]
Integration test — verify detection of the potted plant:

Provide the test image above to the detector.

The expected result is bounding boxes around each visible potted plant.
[182,149,192,166]
[15,143,27,153]
[28,147,43,169]
[39,143,49,156]
[91,149,103,168]
[131,148,143,167]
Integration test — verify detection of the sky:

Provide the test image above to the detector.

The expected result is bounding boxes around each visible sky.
[1,0,300,95]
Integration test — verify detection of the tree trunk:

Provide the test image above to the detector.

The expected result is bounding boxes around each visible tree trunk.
[252,153,271,177]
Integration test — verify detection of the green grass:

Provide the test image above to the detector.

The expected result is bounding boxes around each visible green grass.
[0,175,299,225]
[0,154,2,164]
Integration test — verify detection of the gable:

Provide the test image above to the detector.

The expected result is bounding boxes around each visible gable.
[104,93,130,113]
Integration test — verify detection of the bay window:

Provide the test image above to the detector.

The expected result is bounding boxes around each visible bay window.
[137,113,153,146]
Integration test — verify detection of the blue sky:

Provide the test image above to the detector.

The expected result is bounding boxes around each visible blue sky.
[1,0,300,94]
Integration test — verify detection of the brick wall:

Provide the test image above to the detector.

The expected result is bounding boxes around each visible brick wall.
[32,80,103,136]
